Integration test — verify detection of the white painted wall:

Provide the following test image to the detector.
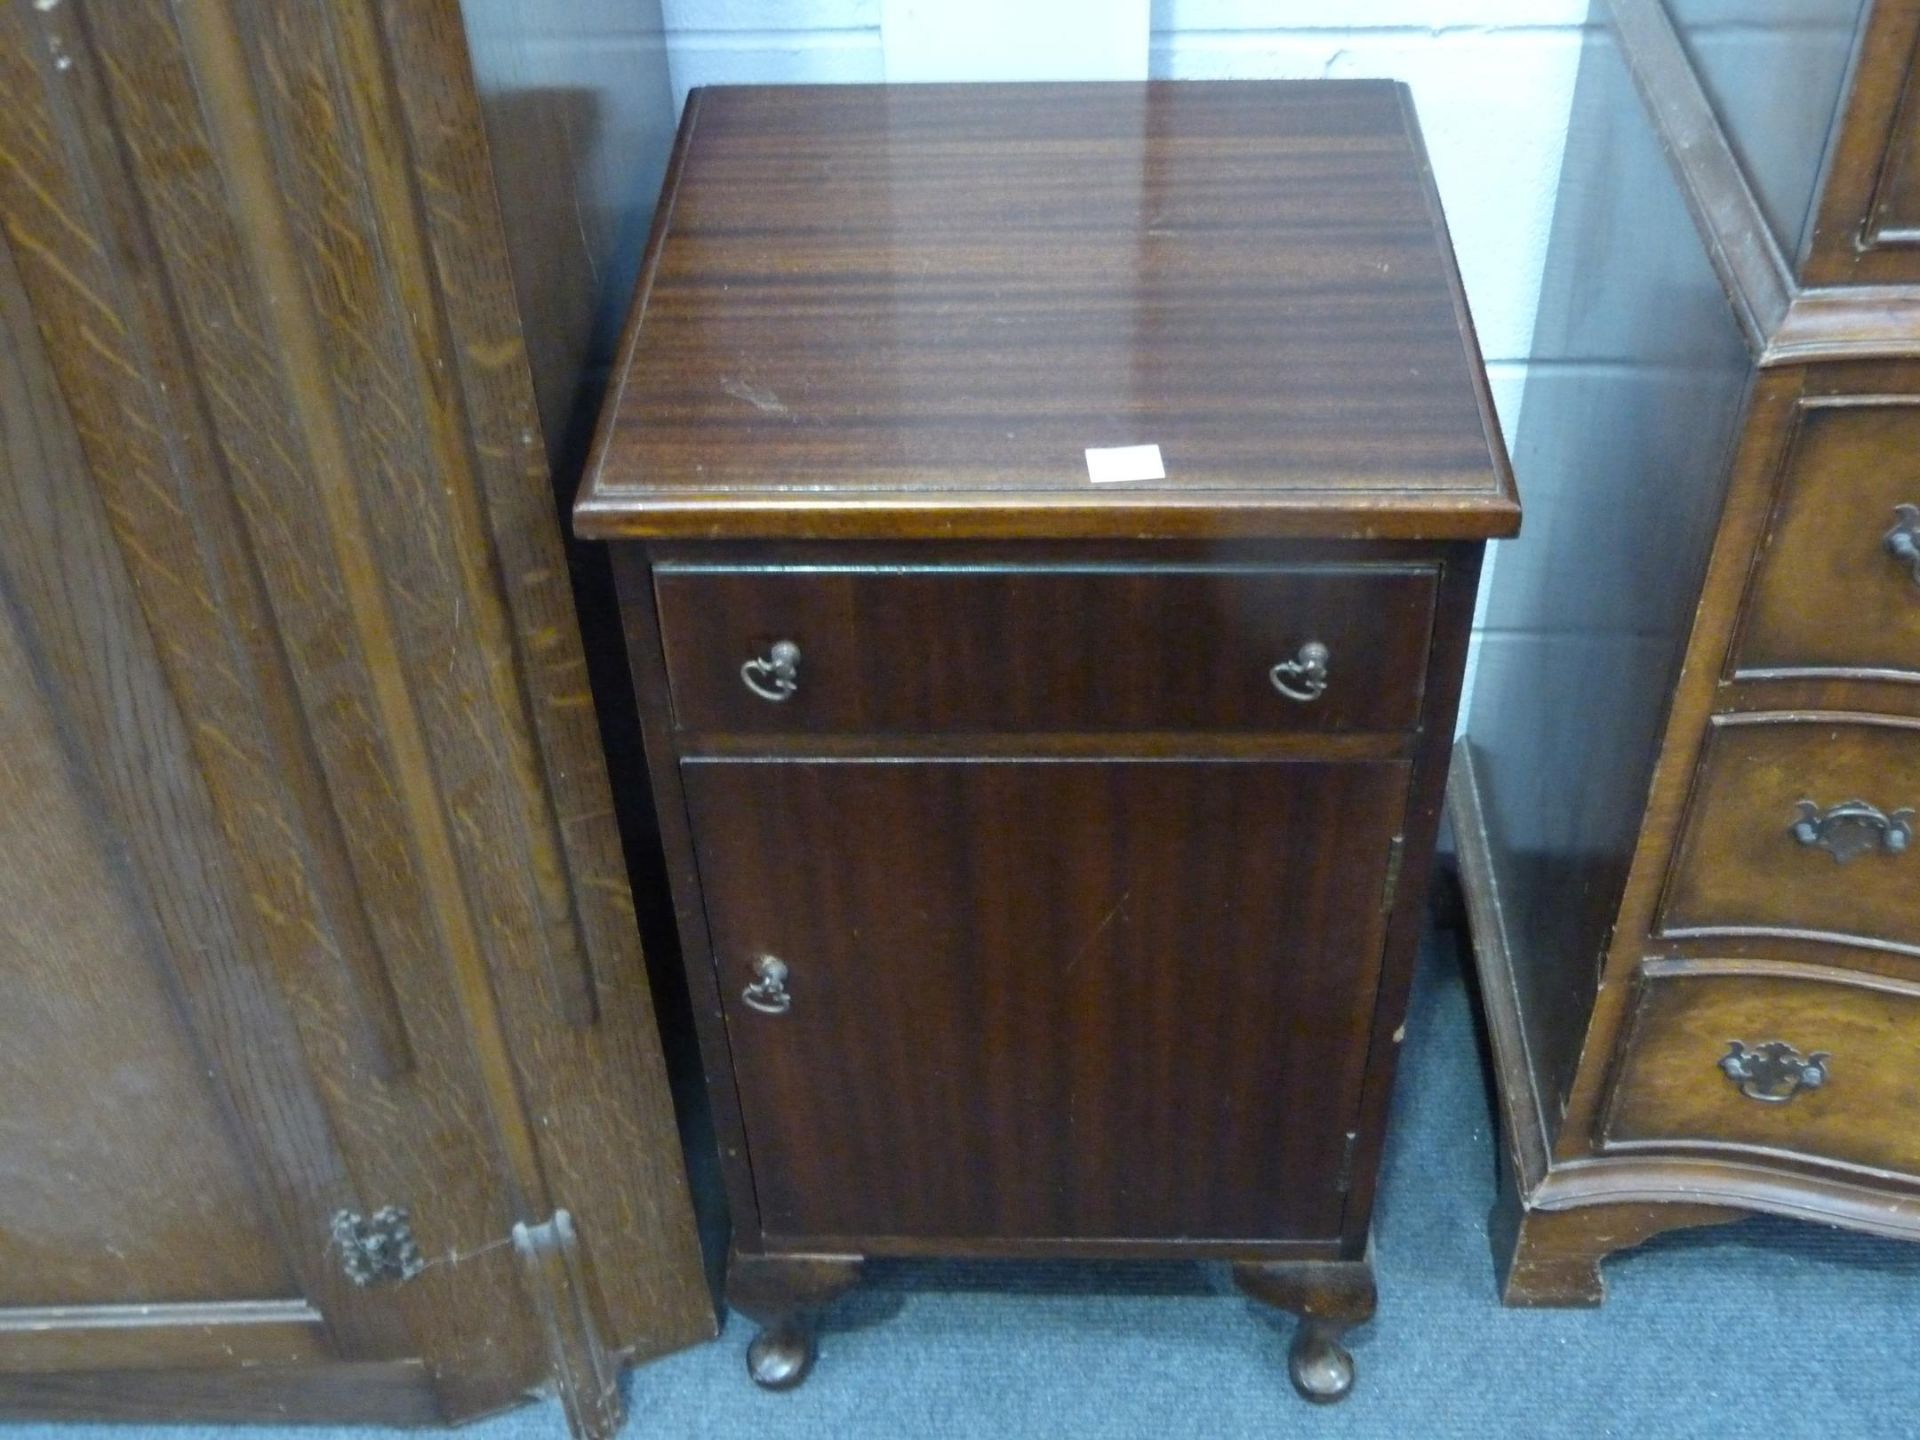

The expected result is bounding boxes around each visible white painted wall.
[661,0,884,99]
[658,1,1598,716]
[883,0,1148,81]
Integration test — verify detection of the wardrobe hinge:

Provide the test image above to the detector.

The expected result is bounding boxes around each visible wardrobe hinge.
[1381,834,1406,914]
[514,1209,623,1440]
[1335,1131,1360,1194]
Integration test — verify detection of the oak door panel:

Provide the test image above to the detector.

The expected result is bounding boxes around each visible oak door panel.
[0,0,707,1421]
[0,599,293,1312]
[683,758,1408,1244]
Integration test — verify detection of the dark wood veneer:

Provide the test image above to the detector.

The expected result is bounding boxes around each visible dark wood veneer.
[578,83,1517,544]
[687,756,1405,1244]
[584,81,1510,1399]
[656,562,1436,735]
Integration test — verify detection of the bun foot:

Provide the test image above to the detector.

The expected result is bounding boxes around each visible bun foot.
[726,1250,861,1393]
[746,1319,816,1391]
[1288,1320,1355,1404]
[1232,1246,1374,1405]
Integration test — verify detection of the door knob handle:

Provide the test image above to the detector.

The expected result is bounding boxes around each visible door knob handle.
[1886,504,1920,585]
[741,955,792,1015]
[1270,641,1330,703]
[741,640,801,702]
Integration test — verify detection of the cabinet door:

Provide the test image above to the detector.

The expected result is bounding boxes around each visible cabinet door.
[0,0,706,1425]
[684,759,1410,1246]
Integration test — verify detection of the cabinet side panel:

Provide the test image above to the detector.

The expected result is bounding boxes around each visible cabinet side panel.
[1464,20,1752,1131]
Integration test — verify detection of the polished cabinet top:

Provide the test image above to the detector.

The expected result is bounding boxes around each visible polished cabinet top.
[578,82,1517,541]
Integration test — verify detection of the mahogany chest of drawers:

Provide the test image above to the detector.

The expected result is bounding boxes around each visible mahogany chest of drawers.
[1454,0,1920,1304]
[578,81,1517,1400]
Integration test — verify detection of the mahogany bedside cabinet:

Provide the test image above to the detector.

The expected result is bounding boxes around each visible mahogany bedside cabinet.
[577,81,1518,1402]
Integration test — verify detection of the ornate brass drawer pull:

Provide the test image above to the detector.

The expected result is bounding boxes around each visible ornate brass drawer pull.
[1886,504,1920,585]
[1789,798,1913,863]
[741,955,792,1015]
[741,640,801,702]
[1270,641,1331,703]
[1718,1040,1829,1105]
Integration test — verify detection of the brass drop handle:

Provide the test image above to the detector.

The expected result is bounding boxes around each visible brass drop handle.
[741,640,801,702]
[1719,1040,1829,1105]
[741,955,792,1015]
[1887,504,1920,585]
[1789,798,1913,863]
[1270,641,1330,703]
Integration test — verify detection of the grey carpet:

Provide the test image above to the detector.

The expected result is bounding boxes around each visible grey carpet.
[22,930,1919,1438]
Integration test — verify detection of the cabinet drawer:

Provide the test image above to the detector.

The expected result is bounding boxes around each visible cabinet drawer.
[654,563,1436,735]
[1660,715,1920,956]
[1731,400,1920,682]
[1602,961,1920,1182]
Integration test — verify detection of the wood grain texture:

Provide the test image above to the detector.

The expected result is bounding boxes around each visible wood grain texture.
[0,575,292,1312]
[684,756,1406,1245]
[1603,958,1920,1180]
[0,1303,325,1375]
[1460,1,1920,1303]
[1608,0,1796,355]
[0,0,706,1423]
[1730,396,1920,681]
[0,1363,444,1425]
[1613,0,1920,363]
[1658,714,1920,954]
[656,562,1436,736]
[1803,0,1920,285]
[1334,544,1483,1250]
[592,80,1501,1392]
[1490,1187,1741,1308]
[577,82,1517,542]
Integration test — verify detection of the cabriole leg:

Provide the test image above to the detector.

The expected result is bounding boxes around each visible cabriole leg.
[724,1250,862,1392]
[1232,1247,1377,1405]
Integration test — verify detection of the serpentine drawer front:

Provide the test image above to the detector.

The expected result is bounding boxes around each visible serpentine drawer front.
[654,563,1438,735]
[1659,715,1919,955]
[1602,961,1920,1181]
[576,82,1516,1401]
[1729,399,1920,682]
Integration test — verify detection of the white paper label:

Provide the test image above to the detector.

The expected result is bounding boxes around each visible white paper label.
[1084,444,1165,484]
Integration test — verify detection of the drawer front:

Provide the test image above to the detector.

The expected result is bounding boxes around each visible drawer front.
[1660,716,1920,956]
[1731,400,1920,682]
[654,563,1436,735]
[1602,961,1920,1181]
[684,757,1407,1244]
